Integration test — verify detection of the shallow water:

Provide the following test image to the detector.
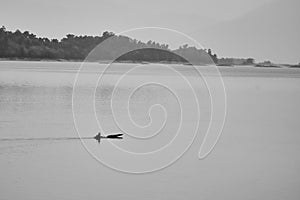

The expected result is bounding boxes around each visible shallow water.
[1,61,300,200]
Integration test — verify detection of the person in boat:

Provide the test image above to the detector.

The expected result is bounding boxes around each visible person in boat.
[94,132,102,143]
[94,132,123,143]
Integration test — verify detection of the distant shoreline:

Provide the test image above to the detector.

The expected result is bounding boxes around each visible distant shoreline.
[1,57,300,69]
[1,27,299,68]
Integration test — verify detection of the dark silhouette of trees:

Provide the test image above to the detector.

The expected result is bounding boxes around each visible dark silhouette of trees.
[217,57,255,65]
[207,48,218,63]
[245,58,255,65]
[0,26,221,64]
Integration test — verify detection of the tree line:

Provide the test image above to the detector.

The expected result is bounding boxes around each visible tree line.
[0,26,254,65]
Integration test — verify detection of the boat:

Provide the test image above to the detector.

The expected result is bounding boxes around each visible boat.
[94,132,123,143]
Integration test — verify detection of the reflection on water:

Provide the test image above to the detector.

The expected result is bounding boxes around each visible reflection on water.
[1,61,300,200]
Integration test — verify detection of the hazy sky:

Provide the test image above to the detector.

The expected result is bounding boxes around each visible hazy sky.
[1,0,299,63]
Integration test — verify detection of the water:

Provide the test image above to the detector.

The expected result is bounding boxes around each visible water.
[1,61,300,199]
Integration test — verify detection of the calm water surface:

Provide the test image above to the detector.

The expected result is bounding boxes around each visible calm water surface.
[1,61,300,200]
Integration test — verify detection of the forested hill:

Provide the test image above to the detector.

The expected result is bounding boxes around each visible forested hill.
[0,26,254,65]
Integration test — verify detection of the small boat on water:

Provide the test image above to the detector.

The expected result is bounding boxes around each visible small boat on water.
[94,132,123,143]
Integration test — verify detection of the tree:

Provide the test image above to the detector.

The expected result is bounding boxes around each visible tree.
[245,58,255,65]
[0,26,219,63]
[102,31,114,38]
[208,49,212,56]
[0,26,6,33]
